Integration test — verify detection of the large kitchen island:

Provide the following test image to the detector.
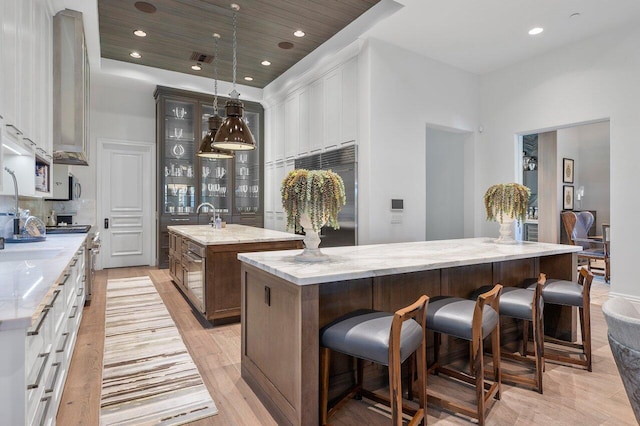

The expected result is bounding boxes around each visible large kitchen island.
[167,224,303,323]
[238,238,582,426]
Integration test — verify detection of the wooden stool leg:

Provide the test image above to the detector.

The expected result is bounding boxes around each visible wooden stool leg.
[389,342,403,425]
[522,319,530,357]
[491,326,501,401]
[474,336,485,426]
[533,314,544,393]
[582,305,592,372]
[320,347,331,425]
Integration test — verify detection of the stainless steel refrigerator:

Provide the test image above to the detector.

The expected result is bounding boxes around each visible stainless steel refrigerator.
[295,146,357,247]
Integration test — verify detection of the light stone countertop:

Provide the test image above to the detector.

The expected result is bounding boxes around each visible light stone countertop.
[0,234,87,331]
[167,224,304,246]
[237,237,582,286]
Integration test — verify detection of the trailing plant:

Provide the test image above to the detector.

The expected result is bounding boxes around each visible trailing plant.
[484,183,531,223]
[281,169,346,232]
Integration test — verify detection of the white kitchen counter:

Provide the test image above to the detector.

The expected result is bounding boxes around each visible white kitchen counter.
[0,234,87,331]
[237,237,582,286]
[167,224,303,246]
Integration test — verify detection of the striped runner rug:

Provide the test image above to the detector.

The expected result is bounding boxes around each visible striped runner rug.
[100,276,218,425]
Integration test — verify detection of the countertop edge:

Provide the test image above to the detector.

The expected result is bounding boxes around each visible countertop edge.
[167,224,304,246]
[238,239,583,286]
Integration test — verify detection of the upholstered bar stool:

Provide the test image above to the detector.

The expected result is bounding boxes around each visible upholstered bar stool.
[473,274,546,393]
[320,296,429,426]
[527,267,594,371]
[425,285,502,426]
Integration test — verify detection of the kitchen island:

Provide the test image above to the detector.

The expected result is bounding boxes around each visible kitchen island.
[238,238,582,425]
[167,224,303,323]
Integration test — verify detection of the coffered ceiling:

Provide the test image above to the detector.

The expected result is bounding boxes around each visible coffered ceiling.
[98,0,381,89]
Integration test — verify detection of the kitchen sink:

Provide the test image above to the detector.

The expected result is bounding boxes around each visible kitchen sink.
[0,248,63,262]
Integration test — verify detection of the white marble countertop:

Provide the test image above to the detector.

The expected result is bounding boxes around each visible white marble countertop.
[0,234,87,331]
[238,238,582,286]
[167,224,304,246]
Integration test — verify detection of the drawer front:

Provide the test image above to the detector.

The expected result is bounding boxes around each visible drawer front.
[30,395,52,426]
[49,288,66,340]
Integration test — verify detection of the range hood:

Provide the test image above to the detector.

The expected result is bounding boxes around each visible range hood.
[53,9,89,166]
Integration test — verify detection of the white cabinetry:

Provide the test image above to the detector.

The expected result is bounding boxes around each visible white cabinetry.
[298,88,310,156]
[0,241,87,425]
[308,79,324,153]
[0,0,54,196]
[284,94,299,159]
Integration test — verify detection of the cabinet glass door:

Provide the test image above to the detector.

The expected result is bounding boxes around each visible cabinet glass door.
[200,104,231,217]
[234,110,261,214]
[163,100,196,215]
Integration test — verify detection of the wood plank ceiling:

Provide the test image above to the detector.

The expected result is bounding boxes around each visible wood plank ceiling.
[98,0,381,88]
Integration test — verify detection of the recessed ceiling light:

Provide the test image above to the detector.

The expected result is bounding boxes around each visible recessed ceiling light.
[244,76,253,81]
[261,60,271,66]
[133,29,147,37]
[278,41,294,50]
[130,51,142,58]
[528,27,544,35]
[293,30,305,38]
[134,1,156,13]
[191,63,202,71]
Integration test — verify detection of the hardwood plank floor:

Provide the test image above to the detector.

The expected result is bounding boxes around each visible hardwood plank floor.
[57,269,635,425]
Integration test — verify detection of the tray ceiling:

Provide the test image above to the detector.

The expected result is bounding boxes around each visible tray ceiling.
[98,0,381,88]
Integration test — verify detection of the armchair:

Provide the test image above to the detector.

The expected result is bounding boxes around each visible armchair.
[561,211,605,277]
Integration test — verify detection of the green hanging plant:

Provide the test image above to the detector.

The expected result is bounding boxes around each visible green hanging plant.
[281,169,346,232]
[484,183,531,224]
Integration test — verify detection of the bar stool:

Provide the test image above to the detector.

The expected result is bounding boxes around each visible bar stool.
[472,274,546,393]
[527,267,594,371]
[426,285,502,426]
[319,296,428,426]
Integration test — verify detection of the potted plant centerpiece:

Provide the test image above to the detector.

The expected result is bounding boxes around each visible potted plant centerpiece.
[281,169,346,261]
[484,183,530,243]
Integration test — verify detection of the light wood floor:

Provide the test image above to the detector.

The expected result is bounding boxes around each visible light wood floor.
[57,268,635,425]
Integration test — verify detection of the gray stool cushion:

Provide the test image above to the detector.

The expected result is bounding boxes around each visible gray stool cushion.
[426,297,499,341]
[472,286,539,321]
[527,279,584,307]
[320,309,423,366]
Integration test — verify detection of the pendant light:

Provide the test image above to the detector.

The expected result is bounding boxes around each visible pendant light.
[198,33,234,159]
[212,3,256,151]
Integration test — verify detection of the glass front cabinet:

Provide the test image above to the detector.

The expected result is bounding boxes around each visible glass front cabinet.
[155,86,264,268]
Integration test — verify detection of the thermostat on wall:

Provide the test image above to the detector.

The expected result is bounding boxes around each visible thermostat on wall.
[391,199,403,211]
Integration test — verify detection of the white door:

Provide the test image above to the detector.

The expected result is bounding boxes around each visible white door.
[98,139,155,268]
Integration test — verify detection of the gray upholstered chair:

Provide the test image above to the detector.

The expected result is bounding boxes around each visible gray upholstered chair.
[528,267,594,371]
[426,285,502,426]
[474,274,546,393]
[320,295,428,426]
[561,211,605,276]
[602,297,640,423]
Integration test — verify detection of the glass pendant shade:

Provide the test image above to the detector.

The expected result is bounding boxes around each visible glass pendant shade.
[212,99,256,151]
[198,115,234,158]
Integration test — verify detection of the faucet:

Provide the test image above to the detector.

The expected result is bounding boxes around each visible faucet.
[196,202,216,225]
[4,167,20,237]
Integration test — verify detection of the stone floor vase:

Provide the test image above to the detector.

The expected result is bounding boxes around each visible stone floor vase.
[295,212,329,262]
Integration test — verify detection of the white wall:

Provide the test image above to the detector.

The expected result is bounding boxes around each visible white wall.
[70,72,156,227]
[557,121,610,231]
[479,23,639,301]
[358,38,479,244]
[425,127,467,240]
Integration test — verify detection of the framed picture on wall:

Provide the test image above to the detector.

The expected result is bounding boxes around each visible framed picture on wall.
[563,158,574,183]
[563,185,575,210]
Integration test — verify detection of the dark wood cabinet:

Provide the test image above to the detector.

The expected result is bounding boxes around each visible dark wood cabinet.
[155,86,264,268]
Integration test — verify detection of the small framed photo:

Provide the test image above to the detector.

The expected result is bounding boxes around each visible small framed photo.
[563,158,574,183]
[563,185,575,210]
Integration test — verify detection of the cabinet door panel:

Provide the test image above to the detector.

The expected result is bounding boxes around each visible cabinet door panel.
[298,88,309,156]
[308,79,324,152]
[323,70,341,150]
[341,59,357,144]
[2,0,19,126]
[284,94,299,159]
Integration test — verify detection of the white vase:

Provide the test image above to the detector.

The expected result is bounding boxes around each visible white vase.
[295,212,329,262]
[496,215,517,244]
